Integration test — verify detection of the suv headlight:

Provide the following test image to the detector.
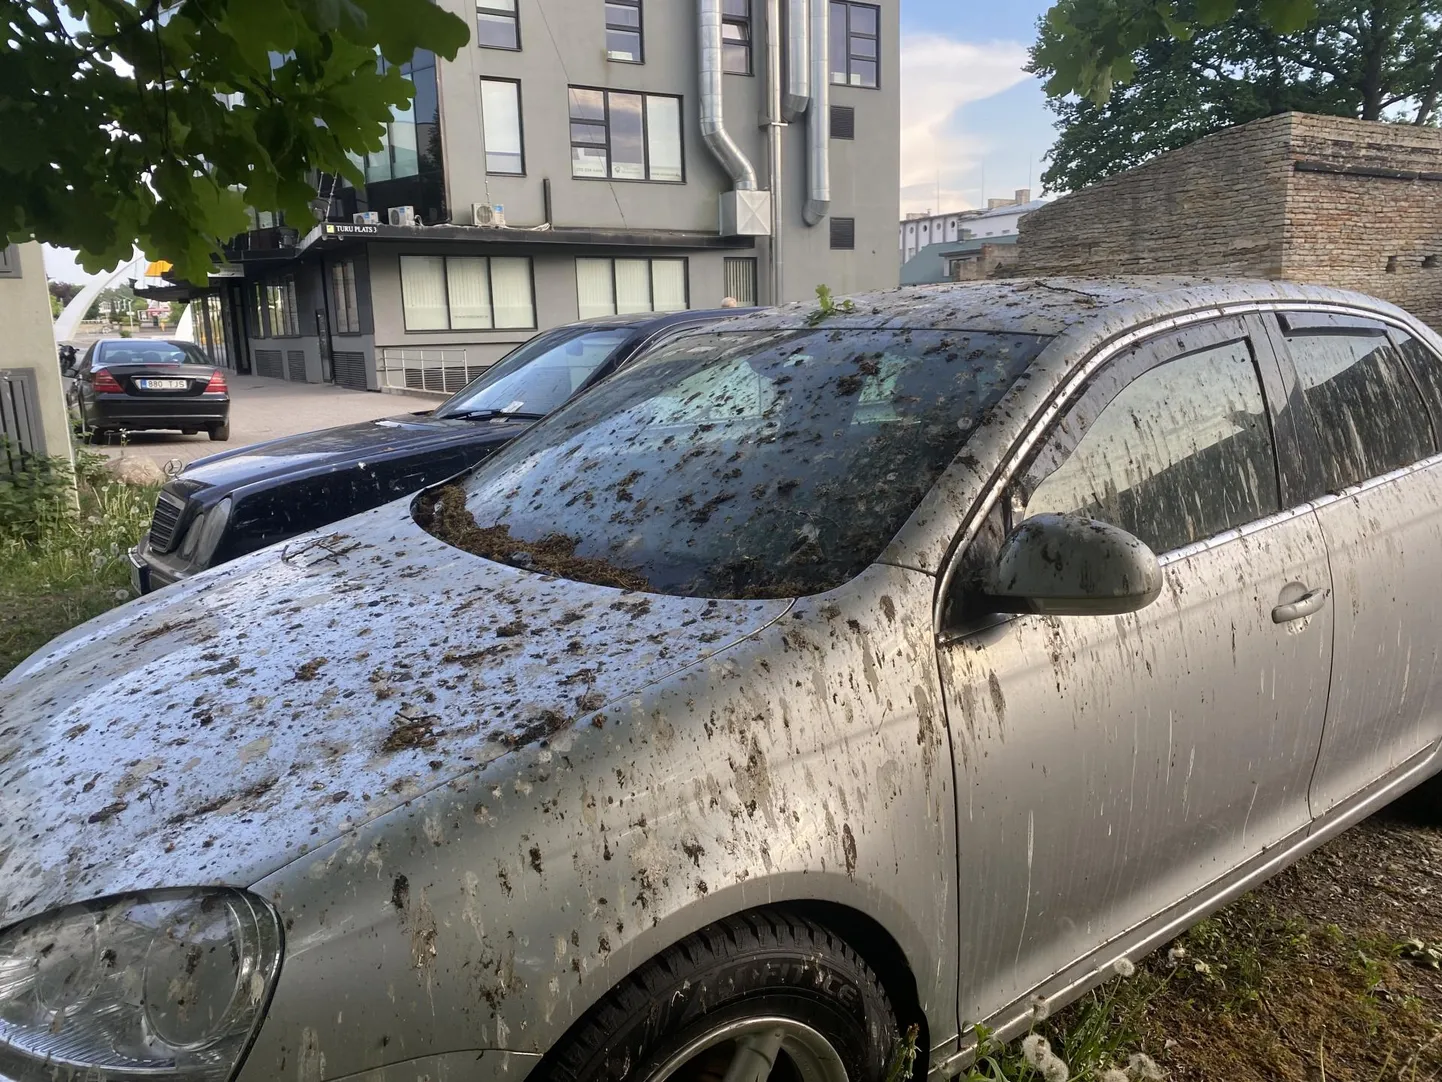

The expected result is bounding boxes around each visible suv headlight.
[177,498,233,566]
[0,889,282,1082]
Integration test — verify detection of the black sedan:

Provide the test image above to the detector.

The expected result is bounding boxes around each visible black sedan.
[66,339,231,442]
[129,307,751,592]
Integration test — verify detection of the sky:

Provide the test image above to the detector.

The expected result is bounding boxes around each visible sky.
[898,0,1056,217]
[43,0,1058,283]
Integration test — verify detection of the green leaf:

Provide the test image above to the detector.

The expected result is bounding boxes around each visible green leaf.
[349,0,470,62]
[1259,0,1318,32]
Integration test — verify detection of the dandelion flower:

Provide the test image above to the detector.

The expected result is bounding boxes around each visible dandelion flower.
[1193,960,1211,975]
[1040,1055,1069,1082]
[1127,1053,1164,1081]
[113,588,129,602]
[1100,1070,1130,1082]
[1166,946,1186,965]
[1021,1035,1052,1069]
[1112,957,1136,978]
[1028,993,1051,1021]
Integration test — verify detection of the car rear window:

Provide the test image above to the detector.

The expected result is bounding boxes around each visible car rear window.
[97,342,212,367]
[425,328,1050,598]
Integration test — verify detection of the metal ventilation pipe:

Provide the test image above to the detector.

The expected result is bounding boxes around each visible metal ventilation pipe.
[802,0,830,225]
[783,0,810,121]
[699,0,758,190]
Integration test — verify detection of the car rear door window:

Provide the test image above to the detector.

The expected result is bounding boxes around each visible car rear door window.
[1024,336,1280,555]
[1283,329,1434,492]
[1392,331,1442,437]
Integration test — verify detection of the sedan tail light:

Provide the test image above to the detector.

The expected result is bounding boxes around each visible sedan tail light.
[92,369,124,393]
[205,370,227,393]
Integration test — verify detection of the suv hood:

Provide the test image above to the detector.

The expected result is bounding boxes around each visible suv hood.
[0,502,791,927]
[178,414,527,491]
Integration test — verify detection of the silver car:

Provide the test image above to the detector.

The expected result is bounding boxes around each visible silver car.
[4,277,1442,1082]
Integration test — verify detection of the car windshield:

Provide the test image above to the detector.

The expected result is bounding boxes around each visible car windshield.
[433,326,634,420]
[430,328,1051,598]
[97,342,211,366]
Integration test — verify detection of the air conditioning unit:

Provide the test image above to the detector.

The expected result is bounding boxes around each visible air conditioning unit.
[387,205,416,227]
[471,203,507,228]
[352,211,380,225]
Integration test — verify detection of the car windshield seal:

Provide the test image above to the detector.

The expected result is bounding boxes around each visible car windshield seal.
[424,327,1052,599]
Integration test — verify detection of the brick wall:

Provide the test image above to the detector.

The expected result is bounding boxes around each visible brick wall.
[1015,112,1442,330]
[1015,113,1296,280]
[950,243,1020,281]
[1281,114,1442,330]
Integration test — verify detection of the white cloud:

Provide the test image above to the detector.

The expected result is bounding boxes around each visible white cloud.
[900,33,1032,216]
[42,245,135,287]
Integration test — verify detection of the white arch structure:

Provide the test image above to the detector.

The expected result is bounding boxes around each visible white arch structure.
[53,250,143,344]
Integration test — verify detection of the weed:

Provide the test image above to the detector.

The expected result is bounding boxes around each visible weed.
[805,283,857,326]
[0,449,156,676]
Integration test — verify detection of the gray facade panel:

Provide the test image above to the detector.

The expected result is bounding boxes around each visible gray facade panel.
[433,0,898,305]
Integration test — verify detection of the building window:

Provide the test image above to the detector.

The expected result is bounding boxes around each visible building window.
[724,258,758,306]
[606,0,643,62]
[249,282,267,338]
[830,2,879,88]
[331,261,361,334]
[481,79,525,174]
[262,276,300,337]
[400,255,536,331]
[722,0,751,74]
[346,52,437,184]
[576,258,688,318]
[477,0,519,49]
[569,87,683,182]
[830,217,856,250]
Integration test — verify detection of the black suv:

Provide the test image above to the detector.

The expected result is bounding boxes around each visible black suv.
[129,308,750,592]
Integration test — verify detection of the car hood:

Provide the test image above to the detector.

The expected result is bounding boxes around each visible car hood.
[0,502,792,927]
[179,415,527,491]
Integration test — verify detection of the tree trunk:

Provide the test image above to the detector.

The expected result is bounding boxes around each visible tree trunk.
[1359,1,1388,121]
[1416,58,1442,125]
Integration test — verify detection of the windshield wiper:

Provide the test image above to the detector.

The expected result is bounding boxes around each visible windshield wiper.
[444,409,548,422]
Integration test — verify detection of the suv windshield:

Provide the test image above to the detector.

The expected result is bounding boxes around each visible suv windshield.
[434,326,634,419]
[424,328,1050,598]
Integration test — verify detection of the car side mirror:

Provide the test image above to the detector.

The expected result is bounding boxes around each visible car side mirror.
[985,513,1163,617]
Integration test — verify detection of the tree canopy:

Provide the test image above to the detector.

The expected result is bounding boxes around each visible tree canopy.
[0,1,469,284]
[1033,0,1442,194]
[1035,0,1321,104]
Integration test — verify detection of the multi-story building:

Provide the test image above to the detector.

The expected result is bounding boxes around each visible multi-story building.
[188,0,900,393]
[899,190,1040,265]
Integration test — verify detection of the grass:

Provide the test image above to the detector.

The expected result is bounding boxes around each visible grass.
[0,449,156,678]
[962,861,1442,1082]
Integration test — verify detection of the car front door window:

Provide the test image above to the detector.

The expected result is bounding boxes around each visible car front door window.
[1022,338,1281,554]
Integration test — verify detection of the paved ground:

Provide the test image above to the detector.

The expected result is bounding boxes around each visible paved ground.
[79,375,425,469]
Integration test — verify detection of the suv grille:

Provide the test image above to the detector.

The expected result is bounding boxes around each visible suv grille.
[149,493,187,553]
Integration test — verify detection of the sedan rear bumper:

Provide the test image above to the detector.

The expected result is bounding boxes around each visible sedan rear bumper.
[90,393,228,430]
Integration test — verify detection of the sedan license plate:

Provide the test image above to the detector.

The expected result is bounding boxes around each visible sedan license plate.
[138,378,189,391]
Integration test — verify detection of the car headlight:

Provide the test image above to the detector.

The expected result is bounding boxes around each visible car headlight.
[0,889,282,1082]
[177,498,232,565]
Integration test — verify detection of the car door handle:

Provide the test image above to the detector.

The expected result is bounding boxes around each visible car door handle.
[1272,587,1328,624]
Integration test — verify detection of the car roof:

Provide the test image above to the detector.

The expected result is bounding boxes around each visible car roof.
[94,338,192,348]
[709,275,1415,340]
[567,307,761,331]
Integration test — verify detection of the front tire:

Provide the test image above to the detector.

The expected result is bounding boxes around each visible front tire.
[540,909,900,1082]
